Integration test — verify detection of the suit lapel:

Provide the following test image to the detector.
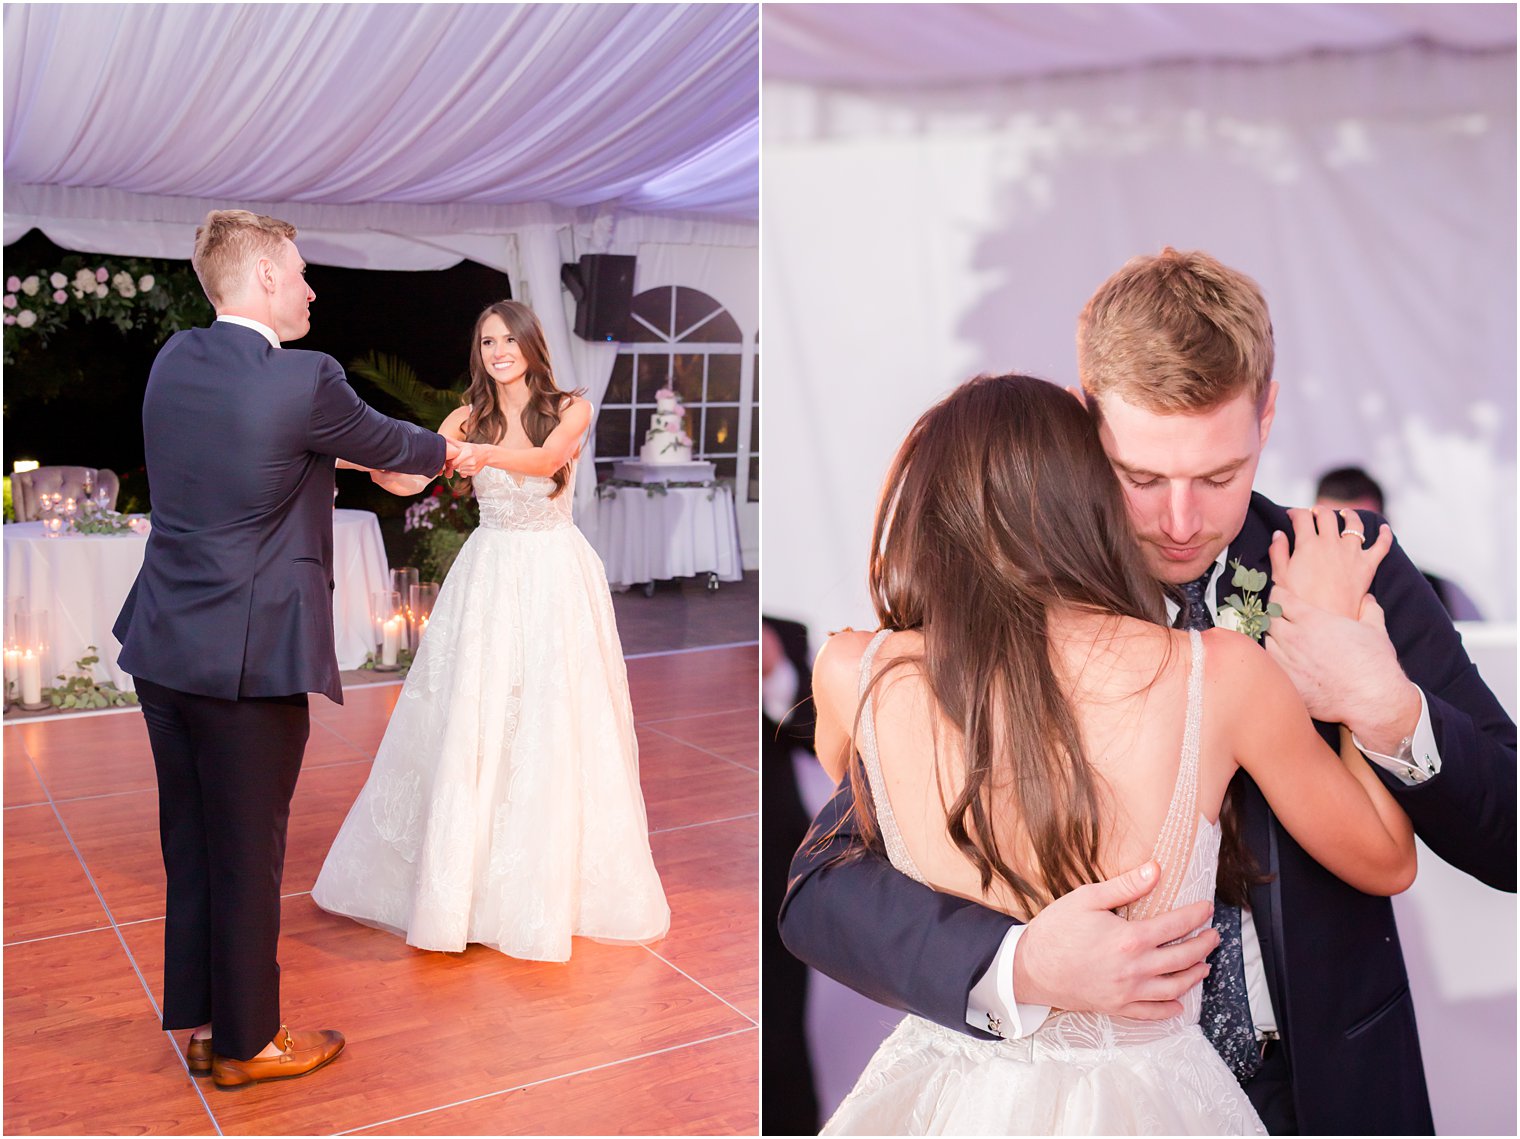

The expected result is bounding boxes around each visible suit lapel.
[1229,497,1289,1033]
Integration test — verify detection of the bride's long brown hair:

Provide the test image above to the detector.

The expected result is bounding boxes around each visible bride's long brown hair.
[849,374,1173,915]
[461,300,583,499]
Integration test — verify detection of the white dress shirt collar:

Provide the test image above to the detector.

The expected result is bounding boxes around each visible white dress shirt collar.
[216,314,280,349]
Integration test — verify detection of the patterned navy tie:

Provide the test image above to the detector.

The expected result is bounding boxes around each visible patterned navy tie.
[1174,565,1263,1084]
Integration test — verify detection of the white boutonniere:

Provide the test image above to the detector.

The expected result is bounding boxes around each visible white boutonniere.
[1216,559,1281,642]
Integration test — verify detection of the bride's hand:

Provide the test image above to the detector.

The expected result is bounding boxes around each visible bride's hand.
[450,442,490,478]
[1268,506,1392,620]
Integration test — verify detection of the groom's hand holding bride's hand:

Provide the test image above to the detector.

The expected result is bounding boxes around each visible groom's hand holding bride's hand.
[444,441,490,478]
[1012,861,1218,1020]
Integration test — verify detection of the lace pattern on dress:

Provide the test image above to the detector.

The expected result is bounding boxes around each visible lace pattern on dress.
[473,463,573,532]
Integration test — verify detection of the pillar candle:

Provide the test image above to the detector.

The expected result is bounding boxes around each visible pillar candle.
[381,616,403,666]
[19,651,42,705]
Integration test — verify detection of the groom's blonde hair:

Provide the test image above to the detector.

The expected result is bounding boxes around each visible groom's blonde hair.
[1076,248,1274,415]
[191,210,298,307]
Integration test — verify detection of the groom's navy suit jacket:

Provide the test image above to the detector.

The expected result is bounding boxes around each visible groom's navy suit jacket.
[114,321,446,703]
[779,492,1516,1135]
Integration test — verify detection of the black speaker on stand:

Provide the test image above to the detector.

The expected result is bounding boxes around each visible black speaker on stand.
[560,254,635,341]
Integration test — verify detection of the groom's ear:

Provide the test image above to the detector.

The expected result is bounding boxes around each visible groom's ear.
[1065,384,1088,408]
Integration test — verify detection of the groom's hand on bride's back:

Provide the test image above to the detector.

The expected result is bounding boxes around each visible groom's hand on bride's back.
[1012,860,1218,1020]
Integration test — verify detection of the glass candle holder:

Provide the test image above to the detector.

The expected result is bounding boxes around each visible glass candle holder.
[411,582,440,646]
[372,590,404,670]
[391,567,420,650]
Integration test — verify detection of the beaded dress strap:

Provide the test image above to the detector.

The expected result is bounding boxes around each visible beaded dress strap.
[1129,628,1206,922]
[855,629,928,885]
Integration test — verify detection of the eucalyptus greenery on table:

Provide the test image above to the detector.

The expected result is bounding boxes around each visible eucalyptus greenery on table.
[67,504,147,535]
[359,647,415,672]
[595,477,732,502]
[3,255,212,366]
[45,646,139,710]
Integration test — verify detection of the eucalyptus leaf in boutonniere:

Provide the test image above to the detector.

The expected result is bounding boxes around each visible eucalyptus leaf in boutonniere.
[1216,559,1282,642]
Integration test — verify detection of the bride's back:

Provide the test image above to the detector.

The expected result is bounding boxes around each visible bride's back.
[819,613,1223,923]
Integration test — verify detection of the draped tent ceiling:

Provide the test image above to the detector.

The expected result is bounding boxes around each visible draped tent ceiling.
[3,2,759,268]
[764,2,1515,86]
[4,2,760,534]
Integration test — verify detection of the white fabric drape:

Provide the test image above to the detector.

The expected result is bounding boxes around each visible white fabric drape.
[765,3,1514,87]
[4,4,757,222]
[764,44,1516,641]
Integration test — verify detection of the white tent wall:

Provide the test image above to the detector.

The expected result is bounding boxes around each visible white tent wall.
[764,36,1514,1136]
[764,43,1516,637]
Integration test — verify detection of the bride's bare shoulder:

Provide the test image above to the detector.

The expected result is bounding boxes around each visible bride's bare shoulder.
[813,628,876,693]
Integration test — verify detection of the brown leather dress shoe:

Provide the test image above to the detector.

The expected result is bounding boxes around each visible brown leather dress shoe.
[210,1026,345,1088]
[187,1035,213,1075]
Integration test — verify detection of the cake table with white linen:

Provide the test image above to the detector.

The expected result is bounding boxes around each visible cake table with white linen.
[592,462,744,594]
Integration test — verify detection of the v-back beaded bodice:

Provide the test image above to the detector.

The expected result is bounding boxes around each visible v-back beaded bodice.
[473,464,574,533]
[854,627,1219,1048]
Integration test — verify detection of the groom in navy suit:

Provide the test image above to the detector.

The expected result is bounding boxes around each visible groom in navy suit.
[114,210,456,1087]
[780,249,1515,1134]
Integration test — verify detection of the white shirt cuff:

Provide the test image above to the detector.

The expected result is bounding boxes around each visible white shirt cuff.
[965,924,1051,1039]
[762,654,800,724]
[1353,688,1441,786]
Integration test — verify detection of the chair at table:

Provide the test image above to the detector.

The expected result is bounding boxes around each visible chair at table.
[11,467,121,520]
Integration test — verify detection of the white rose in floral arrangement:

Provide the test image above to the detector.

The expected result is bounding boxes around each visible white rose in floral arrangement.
[113,271,137,298]
[1213,605,1242,634]
[95,283,109,298]
[138,275,155,292]
[20,276,40,296]
[17,310,37,328]
[50,272,67,289]
[73,268,95,291]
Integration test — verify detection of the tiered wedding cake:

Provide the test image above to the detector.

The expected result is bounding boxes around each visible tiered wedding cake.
[640,388,694,464]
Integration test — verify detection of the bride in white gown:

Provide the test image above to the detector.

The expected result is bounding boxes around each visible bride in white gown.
[313,300,669,961]
[810,375,1414,1134]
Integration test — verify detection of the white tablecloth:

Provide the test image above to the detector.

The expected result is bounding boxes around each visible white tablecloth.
[3,510,391,692]
[590,484,744,590]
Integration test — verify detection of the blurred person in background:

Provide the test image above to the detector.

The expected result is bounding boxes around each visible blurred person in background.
[1315,465,1482,621]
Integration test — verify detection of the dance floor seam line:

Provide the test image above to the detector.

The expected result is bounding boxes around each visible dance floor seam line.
[17,749,178,1048]
[649,811,759,836]
[4,911,164,947]
[642,722,756,773]
[641,944,759,1028]
[332,1024,759,1136]
[641,704,755,725]
[623,640,758,660]
[163,1031,226,1136]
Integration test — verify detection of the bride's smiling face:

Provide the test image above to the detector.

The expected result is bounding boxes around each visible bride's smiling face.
[479,313,528,387]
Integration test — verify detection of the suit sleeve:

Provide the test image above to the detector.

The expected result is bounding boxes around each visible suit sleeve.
[1368,517,1516,891]
[306,356,446,476]
[778,776,1018,1037]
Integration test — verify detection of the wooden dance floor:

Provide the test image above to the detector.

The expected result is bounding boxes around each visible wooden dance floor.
[3,644,757,1135]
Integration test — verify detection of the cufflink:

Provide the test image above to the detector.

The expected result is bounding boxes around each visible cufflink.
[985,1013,1004,1038]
